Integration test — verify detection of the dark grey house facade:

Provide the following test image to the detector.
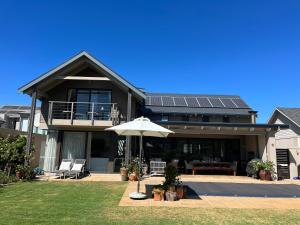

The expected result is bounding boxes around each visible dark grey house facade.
[19,51,287,175]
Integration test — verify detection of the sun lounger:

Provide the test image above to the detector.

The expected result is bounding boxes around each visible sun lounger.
[58,159,73,179]
[69,159,86,179]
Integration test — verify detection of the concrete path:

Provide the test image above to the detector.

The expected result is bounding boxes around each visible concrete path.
[119,176,300,209]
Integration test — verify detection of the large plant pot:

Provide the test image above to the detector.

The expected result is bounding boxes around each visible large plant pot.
[153,191,165,201]
[128,173,138,181]
[259,170,271,181]
[176,186,187,199]
[120,168,128,181]
[16,171,23,180]
[165,191,177,201]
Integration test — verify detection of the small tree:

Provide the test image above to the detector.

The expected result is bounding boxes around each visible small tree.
[0,135,34,176]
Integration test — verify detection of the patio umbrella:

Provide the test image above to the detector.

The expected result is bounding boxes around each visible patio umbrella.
[105,116,174,199]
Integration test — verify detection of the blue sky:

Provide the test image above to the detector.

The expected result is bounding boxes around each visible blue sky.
[0,1,300,122]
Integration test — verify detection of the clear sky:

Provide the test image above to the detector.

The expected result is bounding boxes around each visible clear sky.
[0,0,300,123]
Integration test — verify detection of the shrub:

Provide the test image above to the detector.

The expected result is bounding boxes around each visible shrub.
[257,160,275,173]
[246,158,262,178]
[164,165,179,186]
[0,171,17,185]
[127,158,140,176]
[0,135,34,176]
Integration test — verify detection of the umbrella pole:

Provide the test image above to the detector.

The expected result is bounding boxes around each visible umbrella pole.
[137,134,143,193]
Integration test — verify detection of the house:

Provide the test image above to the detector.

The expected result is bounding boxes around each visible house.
[268,108,300,179]
[0,105,46,135]
[18,51,288,175]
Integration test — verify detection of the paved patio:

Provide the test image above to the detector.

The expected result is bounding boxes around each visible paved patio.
[119,176,300,209]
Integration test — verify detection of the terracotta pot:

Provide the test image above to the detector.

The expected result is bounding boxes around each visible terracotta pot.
[165,191,177,201]
[259,170,271,181]
[128,173,138,181]
[176,186,187,199]
[120,168,128,181]
[153,191,164,201]
[16,171,23,180]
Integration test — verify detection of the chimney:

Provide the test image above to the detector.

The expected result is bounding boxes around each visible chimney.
[248,111,257,124]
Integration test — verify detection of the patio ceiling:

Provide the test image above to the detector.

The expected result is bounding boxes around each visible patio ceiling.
[159,121,289,136]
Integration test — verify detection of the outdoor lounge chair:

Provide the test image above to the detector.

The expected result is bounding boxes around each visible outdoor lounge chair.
[69,159,86,179]
[58,159,73,179]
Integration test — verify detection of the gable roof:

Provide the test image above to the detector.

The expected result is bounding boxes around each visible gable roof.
[142,92,253,115]
[18,51,146,99]
[269,107,300,128]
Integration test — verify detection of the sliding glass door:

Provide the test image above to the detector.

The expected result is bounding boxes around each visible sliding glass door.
[62,132,86,160]
[68,89,111,120]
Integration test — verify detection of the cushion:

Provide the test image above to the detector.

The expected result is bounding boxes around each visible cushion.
[72,163,83,171]
[59,161,71,171]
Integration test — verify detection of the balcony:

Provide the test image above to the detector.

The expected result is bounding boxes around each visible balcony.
[48,101,119,128]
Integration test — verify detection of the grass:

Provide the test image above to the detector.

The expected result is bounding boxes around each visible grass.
[1,181,300,225]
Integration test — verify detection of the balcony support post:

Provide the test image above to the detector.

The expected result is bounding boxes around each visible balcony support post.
[48,101,53,125]
[70,102,74,125]
[25,89,37,166]
[125,90,132,164]
[91,102,95,126]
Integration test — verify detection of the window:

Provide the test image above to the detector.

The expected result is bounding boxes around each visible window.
[67,89,112,120]
[202,115,210,122]
[161,115,169,122]
[182,115,189,121]
[223,116,230,123]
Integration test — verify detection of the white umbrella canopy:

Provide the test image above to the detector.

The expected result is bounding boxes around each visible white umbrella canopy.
[105,116,174,199]
[105,117,174,137]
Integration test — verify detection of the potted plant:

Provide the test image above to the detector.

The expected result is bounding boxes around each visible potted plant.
[23,166,36,180]
[257,160,275,181]
[120,163,128,181]
[246,158,262,178]
[164,165,179,201]
[175,180,187,199]
[152,184,165,201]
[165,184,177,201]
[15,165,24,180]
[127,158,139,181]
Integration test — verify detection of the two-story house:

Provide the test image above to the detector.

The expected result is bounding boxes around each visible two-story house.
[19,51,287,175]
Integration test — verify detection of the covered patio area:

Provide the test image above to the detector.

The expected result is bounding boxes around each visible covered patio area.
[142,122,286,176]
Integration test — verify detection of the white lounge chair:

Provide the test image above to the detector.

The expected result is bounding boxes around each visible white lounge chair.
[58,159,73,179]
[69,159,86,179]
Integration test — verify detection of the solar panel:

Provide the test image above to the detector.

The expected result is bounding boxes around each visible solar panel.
[173,97,187,106]
[197,97,212,107]
[232,98,249,108]
[220,98,236,108]
[145,96,151,105]
[209,98,224,107]
[162,96,175,106]
[185,97,199,107]
[151,96,163,106]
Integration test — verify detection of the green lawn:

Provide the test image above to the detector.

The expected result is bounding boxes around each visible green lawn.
[1,182,300,225]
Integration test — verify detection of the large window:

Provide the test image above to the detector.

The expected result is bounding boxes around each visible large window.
[144,137,240,163]
[67,89,111,120]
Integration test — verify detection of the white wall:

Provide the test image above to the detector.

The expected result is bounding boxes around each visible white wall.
[271,113,300,178]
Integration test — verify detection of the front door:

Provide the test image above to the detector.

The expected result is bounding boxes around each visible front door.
[276,149,290,179]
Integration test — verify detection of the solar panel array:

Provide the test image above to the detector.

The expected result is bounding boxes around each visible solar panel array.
[145,95,249,109]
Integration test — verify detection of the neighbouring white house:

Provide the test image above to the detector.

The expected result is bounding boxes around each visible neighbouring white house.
[268,108,300,179]
[0,105,46,135]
